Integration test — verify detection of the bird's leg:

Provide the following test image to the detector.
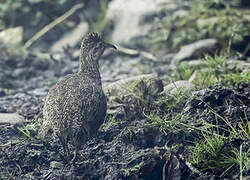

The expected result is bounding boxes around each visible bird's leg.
[69,148,78,164]
[57,133,70,162]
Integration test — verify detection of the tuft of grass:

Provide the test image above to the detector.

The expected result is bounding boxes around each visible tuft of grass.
[103,113,121,130]
[172,62,194,81]
[154,87,190,112]
[191,133,225,171]
[191,132,250,178]
[146,113,181,135]
[17,126,31,139]
[190,106,250,177]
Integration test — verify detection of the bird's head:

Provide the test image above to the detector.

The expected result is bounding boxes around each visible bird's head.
[80,32,116,63]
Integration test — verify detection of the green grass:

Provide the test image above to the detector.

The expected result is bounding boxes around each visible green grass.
[17,126,31,139]
[191,133,225,171]
[220,145,250,178]
[191,133,250,178]
[145,88,191,134]
[145,113,182,135]
[190,106,250,178]
[172,54,250,89]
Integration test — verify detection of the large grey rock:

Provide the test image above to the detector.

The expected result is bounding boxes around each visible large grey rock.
[0,113,24,125]
[106,0,176,47]
[172,39,220,64]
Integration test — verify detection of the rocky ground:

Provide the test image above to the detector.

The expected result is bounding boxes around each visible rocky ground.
[0,0,250,179]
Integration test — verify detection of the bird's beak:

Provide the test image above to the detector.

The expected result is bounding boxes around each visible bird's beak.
[104,42,117,50]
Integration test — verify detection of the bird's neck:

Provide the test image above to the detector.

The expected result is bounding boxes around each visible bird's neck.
[78,52,102,86]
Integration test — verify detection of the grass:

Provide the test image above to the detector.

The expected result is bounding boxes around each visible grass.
[191,133,225,171]
[191,132,250,178]
[144,88,191,135]
[172,54,250,89]
[190,106,250,178]
[103,113,121,130]
[17,126,31,139]
[145,113,182,135]
[221,145,250,178]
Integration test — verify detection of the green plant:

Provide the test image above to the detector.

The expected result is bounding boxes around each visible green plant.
[173,54,250,89]
[220,145,250,178]
[103,113,120,130]
[190,102,250,177]
[17,126,31,139]
[172,62,194,81]
[191,133,225,171]
[146,113,181,135]
[191,133,250,178]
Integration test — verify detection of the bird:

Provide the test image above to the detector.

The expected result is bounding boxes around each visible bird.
[42,32,116,162]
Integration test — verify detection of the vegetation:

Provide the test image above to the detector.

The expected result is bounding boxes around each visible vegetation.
[150,0,250,53]
[172,54,250,89]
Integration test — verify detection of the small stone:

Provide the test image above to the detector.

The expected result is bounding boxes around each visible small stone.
[162,80,194,96]
[0,113,24,125]
[50,161,64,169]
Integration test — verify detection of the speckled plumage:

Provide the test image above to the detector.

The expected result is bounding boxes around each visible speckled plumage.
[42,33,115,154]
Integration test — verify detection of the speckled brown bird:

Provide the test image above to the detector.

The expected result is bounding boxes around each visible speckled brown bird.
[42,32,116,161]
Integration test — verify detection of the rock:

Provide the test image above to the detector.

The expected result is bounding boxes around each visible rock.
[0,27,23,45]
[227,59,250,72]
[104,74,163,98]
[162,80,194,96]
[0,113,24,125]
[106,0,173,47]
[104,74,163,120]
[50,161,64,169]
[185,60,207,69]
[172,39,220,64]
[51,22,89,52]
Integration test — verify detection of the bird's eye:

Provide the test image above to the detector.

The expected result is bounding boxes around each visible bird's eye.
[97,42,102,48]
